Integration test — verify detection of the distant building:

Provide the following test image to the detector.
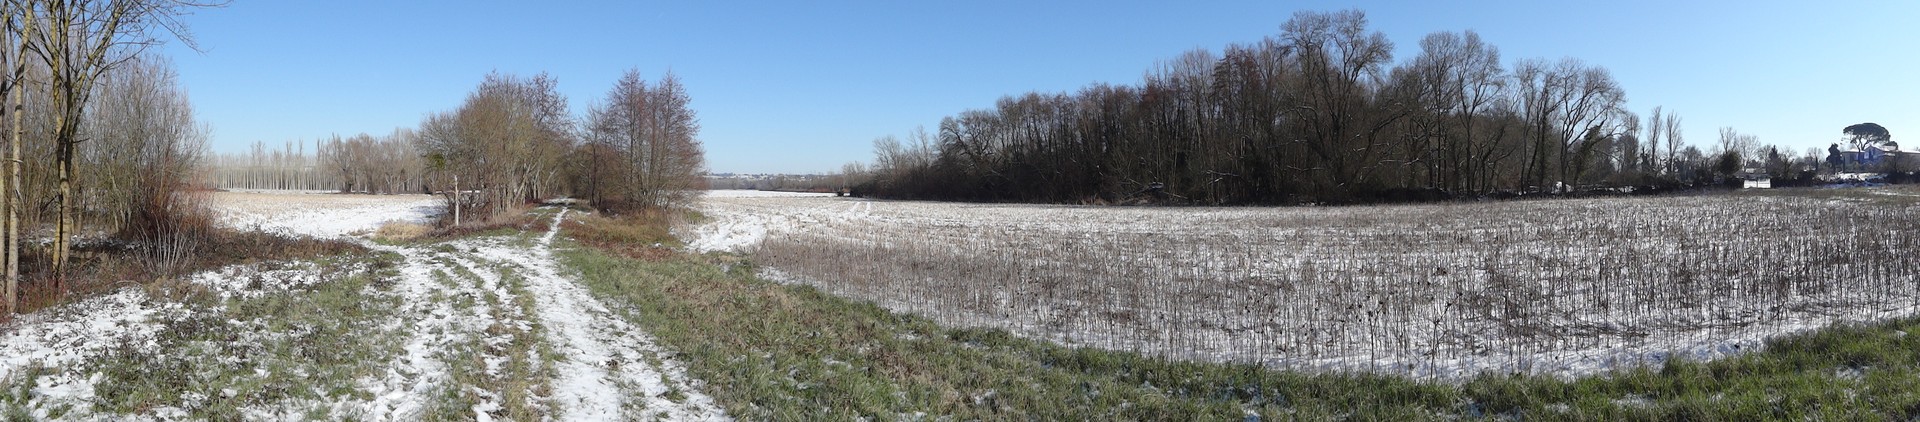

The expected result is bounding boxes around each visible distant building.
[1737,169,1771,189]
[1835,144,1907,169]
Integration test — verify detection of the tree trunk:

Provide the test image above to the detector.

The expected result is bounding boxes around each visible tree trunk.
[53,136,75,280]
[2,72,13,314]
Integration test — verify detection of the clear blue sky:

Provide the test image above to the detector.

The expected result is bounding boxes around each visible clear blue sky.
[162,0,1918,174]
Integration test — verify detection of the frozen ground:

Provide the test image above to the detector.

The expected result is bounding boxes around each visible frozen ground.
[680,190,834,253]
[348,209,724,420]
[210,191,442,238]
[1,190,724,420]
[691,186,1920,381]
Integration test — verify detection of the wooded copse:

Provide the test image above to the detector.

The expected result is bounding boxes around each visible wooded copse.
[576,70,705,212]
[209,69,708,223]
[2,0,220,313]
[857,10,1814,205]
[416,70,705,221]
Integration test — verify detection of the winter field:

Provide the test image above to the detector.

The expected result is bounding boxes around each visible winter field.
[7,187,1920,418]
[0,191,724,420]
[694,187,1920,381]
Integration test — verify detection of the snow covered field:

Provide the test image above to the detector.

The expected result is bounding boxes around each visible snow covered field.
[210,191,442,238]
[1,190,724,419]
[679,190,834,253]
[691,187,1920,380]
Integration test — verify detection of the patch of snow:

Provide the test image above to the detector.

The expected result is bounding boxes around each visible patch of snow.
[0,288,188,417]
[210,191,442,238]
[701,189,836,198]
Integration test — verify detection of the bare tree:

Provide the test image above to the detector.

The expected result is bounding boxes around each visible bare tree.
[1281,9,1396,195]
[583,68,703,211]
[1662,112,1684,176]
[419,72,575,221]
[19,0,221,278]
[0,0,28,313]
[1643,107,1664,175]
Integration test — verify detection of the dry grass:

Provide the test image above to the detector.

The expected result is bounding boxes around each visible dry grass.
[373,222,431,241]
[561,209,680,261]
[417,203,539,240]
[3,221,361,321]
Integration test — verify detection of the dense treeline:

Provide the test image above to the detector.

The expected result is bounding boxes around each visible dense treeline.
[861,10,1791,204]
[206,141,328,191]
[418,72,573,219]
[319,131,425,194]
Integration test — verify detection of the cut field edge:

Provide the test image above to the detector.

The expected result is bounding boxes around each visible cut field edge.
[556,235,1920,420]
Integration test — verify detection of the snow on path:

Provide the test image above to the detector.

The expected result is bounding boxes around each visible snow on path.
[348,208,724,420]
[346,241,498,420]
[472,209,726,421]
[5,192,725,419]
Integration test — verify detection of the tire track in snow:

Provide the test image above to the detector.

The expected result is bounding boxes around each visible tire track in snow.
[472,208,726,421]
[351,208,725,420]
[352,242,517,420]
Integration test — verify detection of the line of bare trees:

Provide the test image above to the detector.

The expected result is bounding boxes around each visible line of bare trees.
[207,134,426,194]
[859,10,1777,205]
[205,140,328,191]
[317,131,422,194]
[3,0,221,313]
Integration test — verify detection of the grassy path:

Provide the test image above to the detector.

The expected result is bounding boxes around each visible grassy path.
[363,208,725,420]
[0,209,727,420]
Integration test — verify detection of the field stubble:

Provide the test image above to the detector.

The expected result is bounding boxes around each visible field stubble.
[725,188,1920,380]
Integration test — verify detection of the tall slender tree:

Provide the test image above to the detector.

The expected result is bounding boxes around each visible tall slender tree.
[19,0,218,279]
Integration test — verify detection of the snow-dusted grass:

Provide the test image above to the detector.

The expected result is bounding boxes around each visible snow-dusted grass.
[696,186,1920,381]
[2,191,726,419]
[0,253,403,419]
[700,189,837,199]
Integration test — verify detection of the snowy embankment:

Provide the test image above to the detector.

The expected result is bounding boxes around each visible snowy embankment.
[2,190,724,419]
[687,187,1920,381]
